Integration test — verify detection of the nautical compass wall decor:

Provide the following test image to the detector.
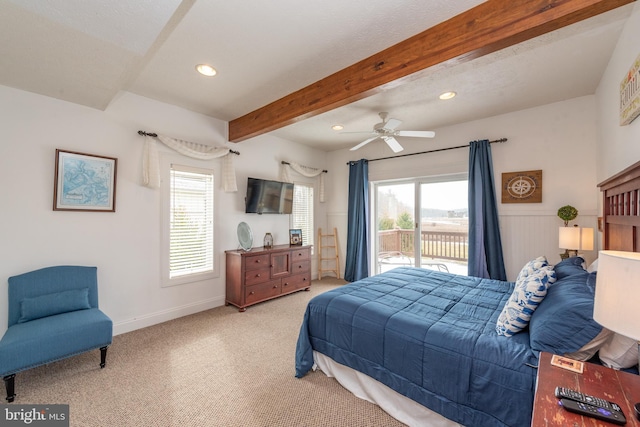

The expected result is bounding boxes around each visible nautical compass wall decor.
[501,170,542,203]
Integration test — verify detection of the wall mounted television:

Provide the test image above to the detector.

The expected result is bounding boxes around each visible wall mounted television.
[245,177,294,214]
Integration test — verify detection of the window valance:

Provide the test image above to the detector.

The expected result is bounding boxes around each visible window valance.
[279,161,326,202]
[141,133,238,192]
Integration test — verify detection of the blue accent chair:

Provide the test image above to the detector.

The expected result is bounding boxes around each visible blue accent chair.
[0,266,113,402]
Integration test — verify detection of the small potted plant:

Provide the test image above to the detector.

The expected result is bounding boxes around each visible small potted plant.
[557,205,578,226]
[558,205,578,259]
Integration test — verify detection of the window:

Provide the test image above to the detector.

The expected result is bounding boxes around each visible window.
[163,164,215,286]
[291,183,314,249]
[374,175,468,276]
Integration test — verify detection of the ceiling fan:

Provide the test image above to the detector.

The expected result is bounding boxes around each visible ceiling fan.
[347,112,435,153]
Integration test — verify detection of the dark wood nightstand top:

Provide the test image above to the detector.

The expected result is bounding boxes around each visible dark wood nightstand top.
[532,352,640,426]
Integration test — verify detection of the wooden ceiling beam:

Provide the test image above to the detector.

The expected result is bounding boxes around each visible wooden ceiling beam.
[228,0,634,142]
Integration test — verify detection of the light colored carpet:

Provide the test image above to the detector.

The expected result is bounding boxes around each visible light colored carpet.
[10,278,407,427]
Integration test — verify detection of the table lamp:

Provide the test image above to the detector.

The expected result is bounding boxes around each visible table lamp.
[559,227,594,259]
[577,227,594,260]
[559,226,581,259]
[580,227,594,252]
[593,250,640,419]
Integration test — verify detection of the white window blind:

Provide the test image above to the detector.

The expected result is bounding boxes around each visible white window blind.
[291,183,314,248]
[169,165,214,279]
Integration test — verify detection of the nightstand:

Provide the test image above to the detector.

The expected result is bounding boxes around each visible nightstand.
[532,352,640,426]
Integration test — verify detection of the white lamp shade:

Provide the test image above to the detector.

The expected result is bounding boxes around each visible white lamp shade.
[559,227,580,250]
[593,250,640,341]
[580,227,594,251]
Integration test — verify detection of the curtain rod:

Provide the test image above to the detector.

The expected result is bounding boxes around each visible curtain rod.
[137,130,240,155]
[346,138,507,164]
[281,161,327,173]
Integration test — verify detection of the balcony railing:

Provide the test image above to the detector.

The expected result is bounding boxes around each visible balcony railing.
[378,229,468,261]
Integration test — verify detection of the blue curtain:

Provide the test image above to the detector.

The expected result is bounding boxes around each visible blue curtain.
[468,140,506,280]
[344,159,370,282]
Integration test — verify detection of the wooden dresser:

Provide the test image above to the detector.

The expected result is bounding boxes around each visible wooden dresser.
[225,244,311,311]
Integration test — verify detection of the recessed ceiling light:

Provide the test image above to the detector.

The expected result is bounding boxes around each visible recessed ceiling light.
[332,124,344,131]
[195,64,217,77]
[439,91,456,100]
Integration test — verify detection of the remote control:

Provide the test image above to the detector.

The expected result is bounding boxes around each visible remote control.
[555,386,622,412]
[560,398,627,425]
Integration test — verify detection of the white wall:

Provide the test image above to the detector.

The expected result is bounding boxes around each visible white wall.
[0,88,327,335]
[327,96,599,280]
[595,2,640,182]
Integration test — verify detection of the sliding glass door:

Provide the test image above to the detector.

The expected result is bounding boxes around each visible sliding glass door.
[376,182,416,273]
[419,180,468,275]
[375,176,468,275]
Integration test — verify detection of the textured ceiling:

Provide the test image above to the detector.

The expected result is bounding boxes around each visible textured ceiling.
[0,1,634,152]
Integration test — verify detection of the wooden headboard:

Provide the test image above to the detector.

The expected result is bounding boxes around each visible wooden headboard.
[598,160,640,252]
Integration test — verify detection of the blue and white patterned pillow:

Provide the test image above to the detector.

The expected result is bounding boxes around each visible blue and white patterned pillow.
[496,266,556,337]
[515,256,549,283]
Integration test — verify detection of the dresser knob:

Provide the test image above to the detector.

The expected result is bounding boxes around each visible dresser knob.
[250,291,255,295]
[284,282,288,286]
[256,273,261,277]
[273,285,278,289]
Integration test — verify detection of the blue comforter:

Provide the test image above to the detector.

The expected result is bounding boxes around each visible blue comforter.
[295,267,538,427]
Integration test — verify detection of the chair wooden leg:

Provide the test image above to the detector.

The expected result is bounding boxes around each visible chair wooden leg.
[4,374,15,402]
[100,346,108,368]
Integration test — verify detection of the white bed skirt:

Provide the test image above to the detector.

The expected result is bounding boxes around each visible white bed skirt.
[313,351,462,427]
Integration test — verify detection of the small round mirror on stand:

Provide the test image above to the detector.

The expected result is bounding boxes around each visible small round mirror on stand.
[237,222,253,251]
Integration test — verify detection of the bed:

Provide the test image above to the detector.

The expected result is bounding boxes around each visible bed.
[295,160,640,427]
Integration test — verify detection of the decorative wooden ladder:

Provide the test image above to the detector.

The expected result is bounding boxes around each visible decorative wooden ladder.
[317,227,340,280]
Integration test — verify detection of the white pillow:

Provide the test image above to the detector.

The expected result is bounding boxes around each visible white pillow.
[599,333,638,369]
[587,258,598,273]
[565,328,613,361]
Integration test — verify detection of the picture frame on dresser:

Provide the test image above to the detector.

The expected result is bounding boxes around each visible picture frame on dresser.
[289,229,302,245]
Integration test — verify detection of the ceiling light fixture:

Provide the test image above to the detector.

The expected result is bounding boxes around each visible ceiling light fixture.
[439,91,457,100]
[332,124,344,131]
[196,64,217,77]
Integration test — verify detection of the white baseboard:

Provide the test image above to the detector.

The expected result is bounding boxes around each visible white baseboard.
[112,296,225,336]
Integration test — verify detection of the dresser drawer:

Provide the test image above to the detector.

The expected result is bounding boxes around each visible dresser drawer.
[291,248,310,261]
[282,272,311,293]
[245,280,281,305]
[291,260,310,275]
[244,254,270,270]
[244,267,271,286]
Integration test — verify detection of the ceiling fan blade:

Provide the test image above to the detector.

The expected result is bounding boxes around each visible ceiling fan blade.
[350,136,379,151]
[395,130,436,138]
[383,118,402,131]
[382,136,403,153]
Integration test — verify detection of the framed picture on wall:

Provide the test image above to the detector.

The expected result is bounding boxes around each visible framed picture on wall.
[53,149,118,212]
[289,229,302,245]
[501,170,542,204]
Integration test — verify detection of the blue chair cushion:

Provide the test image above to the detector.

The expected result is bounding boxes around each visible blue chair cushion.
[8,266,99,327]
[0,308,112,376]
[18,288,90,323]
